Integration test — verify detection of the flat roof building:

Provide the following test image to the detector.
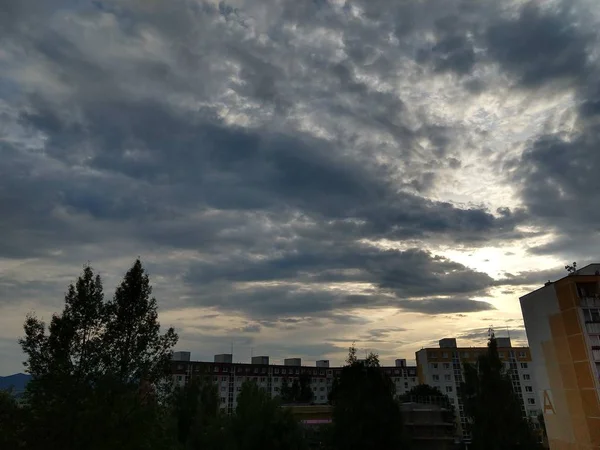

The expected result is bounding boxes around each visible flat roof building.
[171,354,418,414]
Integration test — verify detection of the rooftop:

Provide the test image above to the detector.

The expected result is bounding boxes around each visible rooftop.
[520,263,600,299]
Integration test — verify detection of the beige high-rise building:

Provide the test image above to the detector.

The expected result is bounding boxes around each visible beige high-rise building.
[520,264,600,449]
[416,337,539,443]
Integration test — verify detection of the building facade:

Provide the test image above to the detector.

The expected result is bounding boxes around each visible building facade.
[520,264,600,450]
[416,337,540,441]
[171,353,418,414]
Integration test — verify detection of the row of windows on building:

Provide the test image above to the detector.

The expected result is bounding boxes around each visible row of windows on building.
[429,371,530,382]
[429,362,529,370]
[428,375,534,392]
[176,363,417,378]
[218,394,329,404]
[218,385,330,393]
[582,308,600,323]
[175,374,417,389]
[427,350,528,359]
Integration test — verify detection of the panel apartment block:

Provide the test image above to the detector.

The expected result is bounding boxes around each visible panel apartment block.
[171,356,419,414]
[520,264,600,450]
[416,338,539,442]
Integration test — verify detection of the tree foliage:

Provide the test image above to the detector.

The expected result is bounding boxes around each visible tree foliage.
[0,389,26,450]
[102,260,178,384]
[170,376,231,450]
[232,381,307,450]
[18,260,178,450]
[461,333,542,450]
[401,384,453,409]
[329,345,406,450]
[280,374,313,404]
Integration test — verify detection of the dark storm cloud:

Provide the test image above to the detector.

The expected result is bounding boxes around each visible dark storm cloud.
[2,90,527,264]
[184,247,496,317]
[457,327,527,345]
[417,20,476,76]
[396,297,494,314]
[486,3,590,88]
[189,286,495,318]
[1,0,526,237]
[6,0,600,375]
[495,267,566,287]
[185,247,495,296]
[0,276,65,307]
[510,131,600,247]
[358,327,408,344]
[484,1,600,256]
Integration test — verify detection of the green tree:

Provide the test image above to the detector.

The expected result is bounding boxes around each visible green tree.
[281,374,313,404]
[461,333,542,450]
[18,260,178,450]
[401,384,457,442]
[171,376,226,449]
[329,345,406,450]
[401,384,453,410]
[102,259,179,385]
[0,389,26,450]
[19,266,106,450]
[299,374,313,403]
[20,267,105,383]
[232,381,308,450]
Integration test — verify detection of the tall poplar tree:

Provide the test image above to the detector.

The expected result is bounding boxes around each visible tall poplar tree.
[461,333,542,450]
[102,259,178,385]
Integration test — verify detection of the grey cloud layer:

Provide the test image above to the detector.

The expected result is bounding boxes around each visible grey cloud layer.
[494,3,600,254]
[2,0,600,370]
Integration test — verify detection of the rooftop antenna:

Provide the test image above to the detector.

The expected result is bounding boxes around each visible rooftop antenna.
[505,321,511,340]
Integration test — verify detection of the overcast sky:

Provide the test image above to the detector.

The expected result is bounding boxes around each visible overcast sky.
[2,0,599,375]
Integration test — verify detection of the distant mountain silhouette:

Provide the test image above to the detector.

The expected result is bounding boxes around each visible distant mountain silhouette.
[0,373,31,393]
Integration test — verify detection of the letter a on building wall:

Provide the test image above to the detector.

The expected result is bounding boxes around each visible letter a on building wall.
[543,390,556,415]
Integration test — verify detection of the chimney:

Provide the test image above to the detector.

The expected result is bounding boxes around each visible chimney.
[214,354,233,364]
[439,338,457,348]
[172,351,191,361]
[251,356,269,365]
[284,358,302,366]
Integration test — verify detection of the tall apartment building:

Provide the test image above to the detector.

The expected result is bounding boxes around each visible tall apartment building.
[520,264,600,449]
[416,337,539,441]
[171,353,418,414]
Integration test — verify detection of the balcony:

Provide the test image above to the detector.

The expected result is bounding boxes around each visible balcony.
[580,296,600,308]
[586,323,600,334]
